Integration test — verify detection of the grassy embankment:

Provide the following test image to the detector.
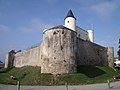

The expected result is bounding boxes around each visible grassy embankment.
[0,66,119,85]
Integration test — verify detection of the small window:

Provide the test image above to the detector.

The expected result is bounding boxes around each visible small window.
[67,21,69,23]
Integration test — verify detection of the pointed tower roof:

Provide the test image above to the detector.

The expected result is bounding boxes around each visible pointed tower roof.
[64,9,76,20]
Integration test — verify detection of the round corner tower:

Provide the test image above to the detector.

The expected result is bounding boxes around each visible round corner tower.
[41,25,77,74]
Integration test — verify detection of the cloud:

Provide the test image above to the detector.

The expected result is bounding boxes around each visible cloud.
[98,40,112,47]
[20,27,33,33]
[0,25,9,32]
[97,39,118,57]
[21,18,53,33]
[30,18,52,30]
[90,1,118,19]
[78,0,120,20]
[96,35,117,46]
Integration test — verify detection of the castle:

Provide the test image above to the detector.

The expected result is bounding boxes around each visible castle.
[5,10,114,74]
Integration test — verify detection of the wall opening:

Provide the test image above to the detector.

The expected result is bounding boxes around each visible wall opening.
[61,45,63,50]
[64,60,66,63]
[53,31,57,35]
[62,30,64,34]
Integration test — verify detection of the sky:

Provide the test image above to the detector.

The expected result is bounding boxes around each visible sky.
[0,0,120,62]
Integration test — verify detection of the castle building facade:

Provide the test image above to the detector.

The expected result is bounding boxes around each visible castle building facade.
[5,10,114,74]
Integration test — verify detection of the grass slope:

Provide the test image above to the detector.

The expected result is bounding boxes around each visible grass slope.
[57,66,120,85]
[0,66,119,85]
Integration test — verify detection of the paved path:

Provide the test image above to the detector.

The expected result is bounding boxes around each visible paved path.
[0,81,120,90]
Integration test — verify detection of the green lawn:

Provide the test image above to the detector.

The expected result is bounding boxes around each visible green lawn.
[0,66,119,85]
[57,66,120,85]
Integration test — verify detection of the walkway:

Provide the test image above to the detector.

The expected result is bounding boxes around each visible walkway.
[0,81,120,90]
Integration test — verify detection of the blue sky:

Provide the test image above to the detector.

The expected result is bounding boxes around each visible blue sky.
[0,0,120,62]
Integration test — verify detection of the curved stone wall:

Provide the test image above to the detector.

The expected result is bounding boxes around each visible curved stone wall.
[41,27,77,74]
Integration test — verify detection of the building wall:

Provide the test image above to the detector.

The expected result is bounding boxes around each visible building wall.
[41,27,77,74]
[107,47,114,68]
[14,46,41,67]
[5,26,114,74]
[76,38,108,66]
[5,50,15,68]
[5,53,9,68]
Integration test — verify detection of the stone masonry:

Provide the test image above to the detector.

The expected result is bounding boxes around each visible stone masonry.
[5,25,114,74]
[5,10,114,74]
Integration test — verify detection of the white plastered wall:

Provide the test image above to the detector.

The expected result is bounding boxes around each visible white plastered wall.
[65,17,76,31]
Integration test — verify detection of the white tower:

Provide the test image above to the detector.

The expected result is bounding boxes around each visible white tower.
[64,9,76,31]
[87,30,94,43]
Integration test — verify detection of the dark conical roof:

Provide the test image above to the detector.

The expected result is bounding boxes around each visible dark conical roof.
[64,9,76,20]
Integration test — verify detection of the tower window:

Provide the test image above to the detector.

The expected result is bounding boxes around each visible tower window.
[67,21,69,23]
